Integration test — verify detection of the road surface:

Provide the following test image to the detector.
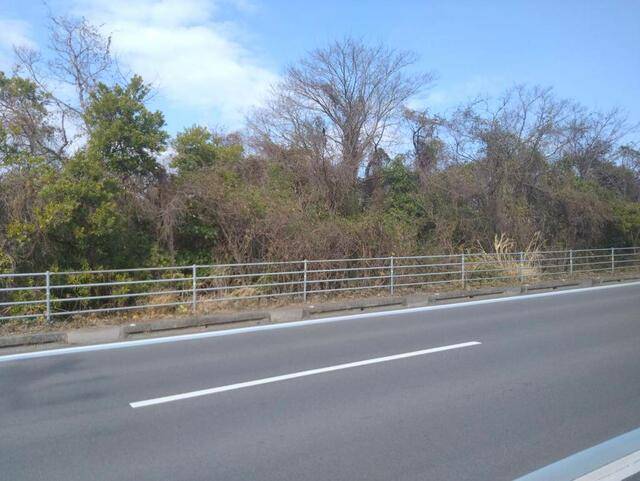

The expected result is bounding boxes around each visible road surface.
[1,283,640,480]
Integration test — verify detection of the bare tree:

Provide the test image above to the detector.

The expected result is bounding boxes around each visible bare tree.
[618,144,640,174]
[436,86,577,242]
[0,73,61,163]
[14,14,115,143]
[560,106,631,179]
[403,108,444,185]
[252,38,432,183]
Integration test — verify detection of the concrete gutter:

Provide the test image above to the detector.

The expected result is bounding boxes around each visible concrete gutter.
[1,275,638,352]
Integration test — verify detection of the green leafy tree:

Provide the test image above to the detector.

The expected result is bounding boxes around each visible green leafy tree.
[381,156,423,220]
[612,202,640,245]
[84,75,168,179]
[7,154,152,269]
[171,125,243,175]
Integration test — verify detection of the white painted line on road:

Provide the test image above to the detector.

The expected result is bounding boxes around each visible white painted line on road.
[515,426,640,481]
[575,449,640,481]
[129,341,481,408]
[2,280,639,364]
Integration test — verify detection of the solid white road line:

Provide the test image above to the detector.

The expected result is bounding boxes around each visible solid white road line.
[515,426,640,481]
[1,280,638,364]
[129,341,481,408]
[575,449,640,481]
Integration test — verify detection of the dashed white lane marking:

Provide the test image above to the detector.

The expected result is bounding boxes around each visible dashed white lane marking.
[130,341,481,408]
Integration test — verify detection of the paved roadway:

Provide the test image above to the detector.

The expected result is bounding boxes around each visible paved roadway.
[1,283,640,480]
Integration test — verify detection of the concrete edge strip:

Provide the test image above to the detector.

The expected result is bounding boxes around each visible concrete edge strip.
[514,426,640,481]
[1,280,639,364]
[130,341,481,408]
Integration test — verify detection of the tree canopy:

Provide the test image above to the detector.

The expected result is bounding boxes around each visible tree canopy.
[84,75,167,180]
[1,18,638,273]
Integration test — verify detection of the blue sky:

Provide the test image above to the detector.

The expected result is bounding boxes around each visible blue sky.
[1,0,639,136]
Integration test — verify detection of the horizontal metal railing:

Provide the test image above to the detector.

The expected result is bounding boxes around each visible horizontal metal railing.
[1,247,639,322]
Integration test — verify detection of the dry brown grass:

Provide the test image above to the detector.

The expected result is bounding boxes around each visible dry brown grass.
[468,232,545,282]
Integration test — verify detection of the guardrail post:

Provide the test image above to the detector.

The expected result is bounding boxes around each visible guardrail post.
[45,271,51,323]
[611,247,615,273]
[569,249,573,276]
[303,260,308,303]
[191,265,197,314]
[461,253,466,289]
[390,256,395,295]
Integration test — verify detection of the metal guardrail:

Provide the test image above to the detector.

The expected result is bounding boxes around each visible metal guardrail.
[1,247,639,322]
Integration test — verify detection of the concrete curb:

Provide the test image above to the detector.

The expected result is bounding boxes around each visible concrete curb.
[67,326,122,345]
[522,279,585,293]
[600,273,640,284]
[0,332,66,348]
[122,311,270,336]
[428,286,520,302]
[1,274,639,351]
[303,296,406,318]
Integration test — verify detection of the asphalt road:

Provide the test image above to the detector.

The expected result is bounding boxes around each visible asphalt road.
[1,283,640,481]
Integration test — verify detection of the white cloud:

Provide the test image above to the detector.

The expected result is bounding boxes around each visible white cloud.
[0,19,35,71]
[0,19,34,49]
[73,0,277,128]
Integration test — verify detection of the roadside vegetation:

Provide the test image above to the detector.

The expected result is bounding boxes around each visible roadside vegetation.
[1,15,639,279]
